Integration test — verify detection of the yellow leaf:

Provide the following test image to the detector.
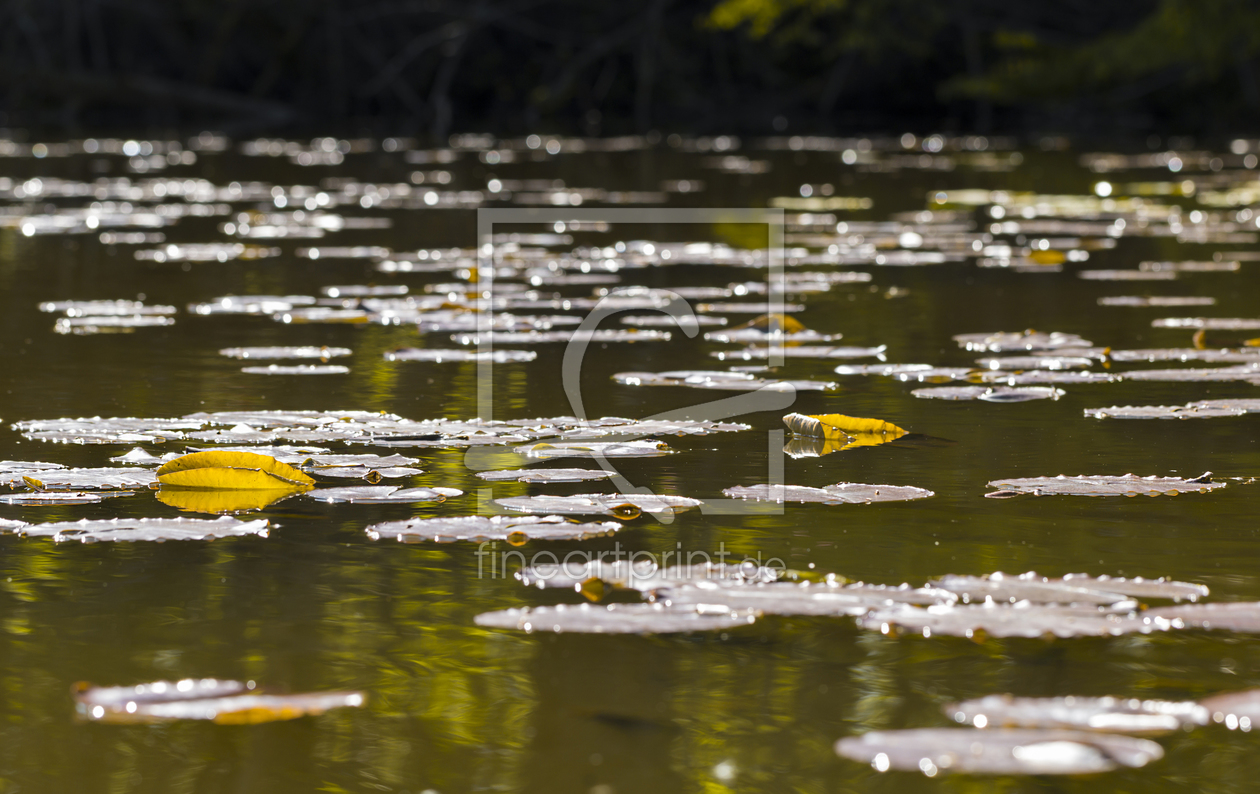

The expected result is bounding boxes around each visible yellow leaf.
[156,487,305,514]
[736,313,805,334]
[1245,337,1259,347]
[782,413,908,440]
[1028,249,1066,265]
[21,475,46,491]
[156,451,315,489]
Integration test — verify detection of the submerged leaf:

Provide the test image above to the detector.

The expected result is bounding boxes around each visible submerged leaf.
[946,694,1207,735]
[723,482,934,504]
[985,473,1224,497]
[366,514,621,543]
[473,602,759,634]
[835,728,1163,775]
[73,679,365,724]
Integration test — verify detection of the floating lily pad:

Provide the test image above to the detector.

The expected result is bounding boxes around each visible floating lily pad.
[1152,318,1260,330]
[1109,348,1260,363]
[1198,690,1260,729]
[365,514,622,543]
[1098,296,1217,307]
[241,364,351,375]
[108,448,182,465]
[977,371,1115,385]
[518,560,785,592]
[495,493,702,518]
[1084,404,1250,419]
[946,695,1207,734]
[473,602,759,634]
[157,451,315,489]
[14,516,271,543]
[304,465,424,481]
[73,679,365,723]
[835,728,1164,775]
[858,602,1156,639]
[1143,602,1260,633]
[219,346,352,360]
[953,331,1093,352]
[384,348,537,363]
[985,473,1224,498]
[658,580,955,616]
[621,314,727,328]
[1,467,155,490]
[1120,365,1260,382]
[912,386,1065,401]
[613,371,837,391]
[1079,269,1178,281]
[40,299,177,316]
[303,486,462,504]
[696,302,805,314]
[0,491,134,505]
[974,356,1095,370]
[513,441,672,459]
[928,571,1205,605]
[452,329,671,345]
[476,468,616,483]
[0,518,27,531]
[713,345,887,361]
[723,482,934,504]
[54,315,176,334]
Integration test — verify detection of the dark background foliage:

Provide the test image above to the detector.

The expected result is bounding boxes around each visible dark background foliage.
[2,0,1258,137]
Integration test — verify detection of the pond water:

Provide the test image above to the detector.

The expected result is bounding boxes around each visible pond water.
[1,133,1260,792]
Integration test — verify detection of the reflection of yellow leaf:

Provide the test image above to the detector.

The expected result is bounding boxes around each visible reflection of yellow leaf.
[1028,249,1066,265]
[782,413,907,440]
[157,451,315,489]
[156,487,305,514]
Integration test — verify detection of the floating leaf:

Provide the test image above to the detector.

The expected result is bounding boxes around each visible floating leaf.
[1098,296,1217,307]
[1109,348,1260,363]
[929,572,1170,606]
[658,580,955,616]
[476,468,615,483]
[782,413,908,440]
[1120,365,1260,382]
[953,331,1093,352]
[622,314,727,328]
[451,329,671,344]
[912,386,1065,402]
[518,560,785,592]
[946,695,1207,734]
[713,345,886,361]
[385,348,536,363]
[832,364,974,382]
[495,493,702,518]
[0,491,133,505]
[303,486,461,504]
[473,602,759,634]
[513,441,672,459]
[1143,602,1260,633]
[220,346,352,360]
[1198,690,1260,729]
[1,466,155,490]
[723,482,934,504]
[1079,269,1178,281]
[1152,317,1260,330]
[696,302,805,314]
[977,371,1114,385]
[73,679,365,724]
[365,514,622,543]
[858,602,1158,639]
[1084,404,1249,419]
[835,728,1164,775]
[613,371,837,391]
[974,355,1095,370]
[14,516,271,543]
[985,473,1224,498]
[240,364,350,375]
[157,451,316,490]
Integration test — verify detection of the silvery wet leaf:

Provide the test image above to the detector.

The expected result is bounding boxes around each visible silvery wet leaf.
[54,315,176,334]
[220,346,352,360]
[912,386,1065,402]
[305,465,424,480]
[952,331,1093,352]
[241,365,350,375]
[926,572,1170,606]
[985,473,1224,497]
[1108,348,1260,363]
[73,678,365,723]
[513,441,672,459]
[365,514,621,543]
[1078,269,1178,281]
[1098,296,1216,307]
[304,486,462,504]
[16,516,270,543]
[613,371,837,391]
[946,694,1207,734]
[473,602,759,634]
[712,345,887,361]
[1152,317,1260,330]
[495,493,702,517]
[476,468,615,483]
[977,371,1115,385]
[723,483,934,504]
[1198,690,1260,729]
[858,602,1157,639]
[1084,404,1249,419]
[518,560,784,591]
[974,355,1094,370]
[40,299,176,316]
[658,580,955,616]
[451,329,671,344]
[0,491,133,505]
[835,728,1164,775]
[1119,365,1260,382]
[384,348,536,363]
[1,467,156,490]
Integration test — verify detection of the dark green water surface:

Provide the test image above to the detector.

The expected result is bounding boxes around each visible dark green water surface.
[0,138,1258,793]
